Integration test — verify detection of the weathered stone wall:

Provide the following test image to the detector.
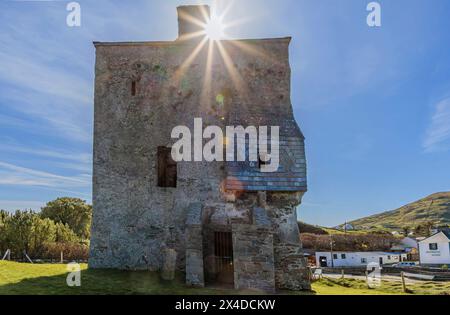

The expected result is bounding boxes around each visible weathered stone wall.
[274,244,310,290]
[202,193,255,284]
[267,192,311,290]
[232,224,276,292]
[90,41,228,270]
[185,203,204,287]
[90,11,309,290]
[90,37,305,270]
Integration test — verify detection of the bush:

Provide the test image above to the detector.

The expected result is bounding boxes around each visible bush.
[300,233,397,251]
[40,197,92,240]
[55,222,80,243]
[0,209,85,260]
[30,217,57,257]
[41,242,89,262]
[2,210,35,259]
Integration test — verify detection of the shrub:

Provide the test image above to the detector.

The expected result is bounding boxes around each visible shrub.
[40,197,92,239]
[0,209,83,260]
[300,233,397,252]
[55,222,80,243]
[41,242,89,262]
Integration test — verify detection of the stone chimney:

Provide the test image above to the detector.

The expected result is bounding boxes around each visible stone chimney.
[177,5,210,42]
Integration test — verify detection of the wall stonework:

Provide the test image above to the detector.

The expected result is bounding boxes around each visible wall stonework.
[232,224,276,293]
[274,245,311,290]
[89,5,310,292]
[185,202,204,287]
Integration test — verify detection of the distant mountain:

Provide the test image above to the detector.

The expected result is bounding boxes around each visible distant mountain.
[346,192,450,231]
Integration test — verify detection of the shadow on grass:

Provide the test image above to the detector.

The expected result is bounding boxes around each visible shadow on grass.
[0,268,314,295]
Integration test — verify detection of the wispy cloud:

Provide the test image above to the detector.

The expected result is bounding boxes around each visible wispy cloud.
[0,52,92,105]
[0,3,94,144]
[0,161,90,188]
[0,142,92,175]
[423,97,450,152]
[0,87,92,143]
[0,143,91,164]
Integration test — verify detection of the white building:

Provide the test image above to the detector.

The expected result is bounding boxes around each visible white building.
[315,251,408,268]
[418,230,450,266]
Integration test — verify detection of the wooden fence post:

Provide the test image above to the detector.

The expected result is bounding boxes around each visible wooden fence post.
[401,271,407,293]
[341,269,345,279]
[61,251,64,264]
[2,249,11,261]
[24,251,33,264]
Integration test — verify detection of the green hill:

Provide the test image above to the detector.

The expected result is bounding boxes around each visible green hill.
[298,221,329,235]
[347,192,450,231]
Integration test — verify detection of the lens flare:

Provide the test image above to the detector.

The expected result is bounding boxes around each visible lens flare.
[205,16,225,40]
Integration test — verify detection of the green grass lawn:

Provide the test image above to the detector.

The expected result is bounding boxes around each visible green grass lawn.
[313,277,450,295]
[1,261,449,295]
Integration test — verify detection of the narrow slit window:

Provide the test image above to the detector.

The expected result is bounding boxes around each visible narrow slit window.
[157,147,177,188]
[131,81,137,96]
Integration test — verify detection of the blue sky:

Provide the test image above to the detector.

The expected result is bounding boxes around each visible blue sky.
[0,0,449,226]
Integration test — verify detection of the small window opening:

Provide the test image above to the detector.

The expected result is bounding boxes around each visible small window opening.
[157,147,177,188]
[429,243,438,251]
[131,81,137,96]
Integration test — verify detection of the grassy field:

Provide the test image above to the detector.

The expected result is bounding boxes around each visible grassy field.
[1,261,450,295]
[321,227,369,235]
[315,277,450,295]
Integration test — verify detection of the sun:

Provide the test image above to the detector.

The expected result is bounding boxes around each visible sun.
[204,16,225,41]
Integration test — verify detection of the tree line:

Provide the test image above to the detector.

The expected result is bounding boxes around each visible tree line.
[300,233,398,252]
[0,198,91,261]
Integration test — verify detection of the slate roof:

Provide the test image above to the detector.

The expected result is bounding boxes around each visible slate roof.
[225,112,307,192]
[441,229,450,239]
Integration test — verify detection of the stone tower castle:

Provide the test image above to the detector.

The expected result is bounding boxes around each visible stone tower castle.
[89,5,310,292]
